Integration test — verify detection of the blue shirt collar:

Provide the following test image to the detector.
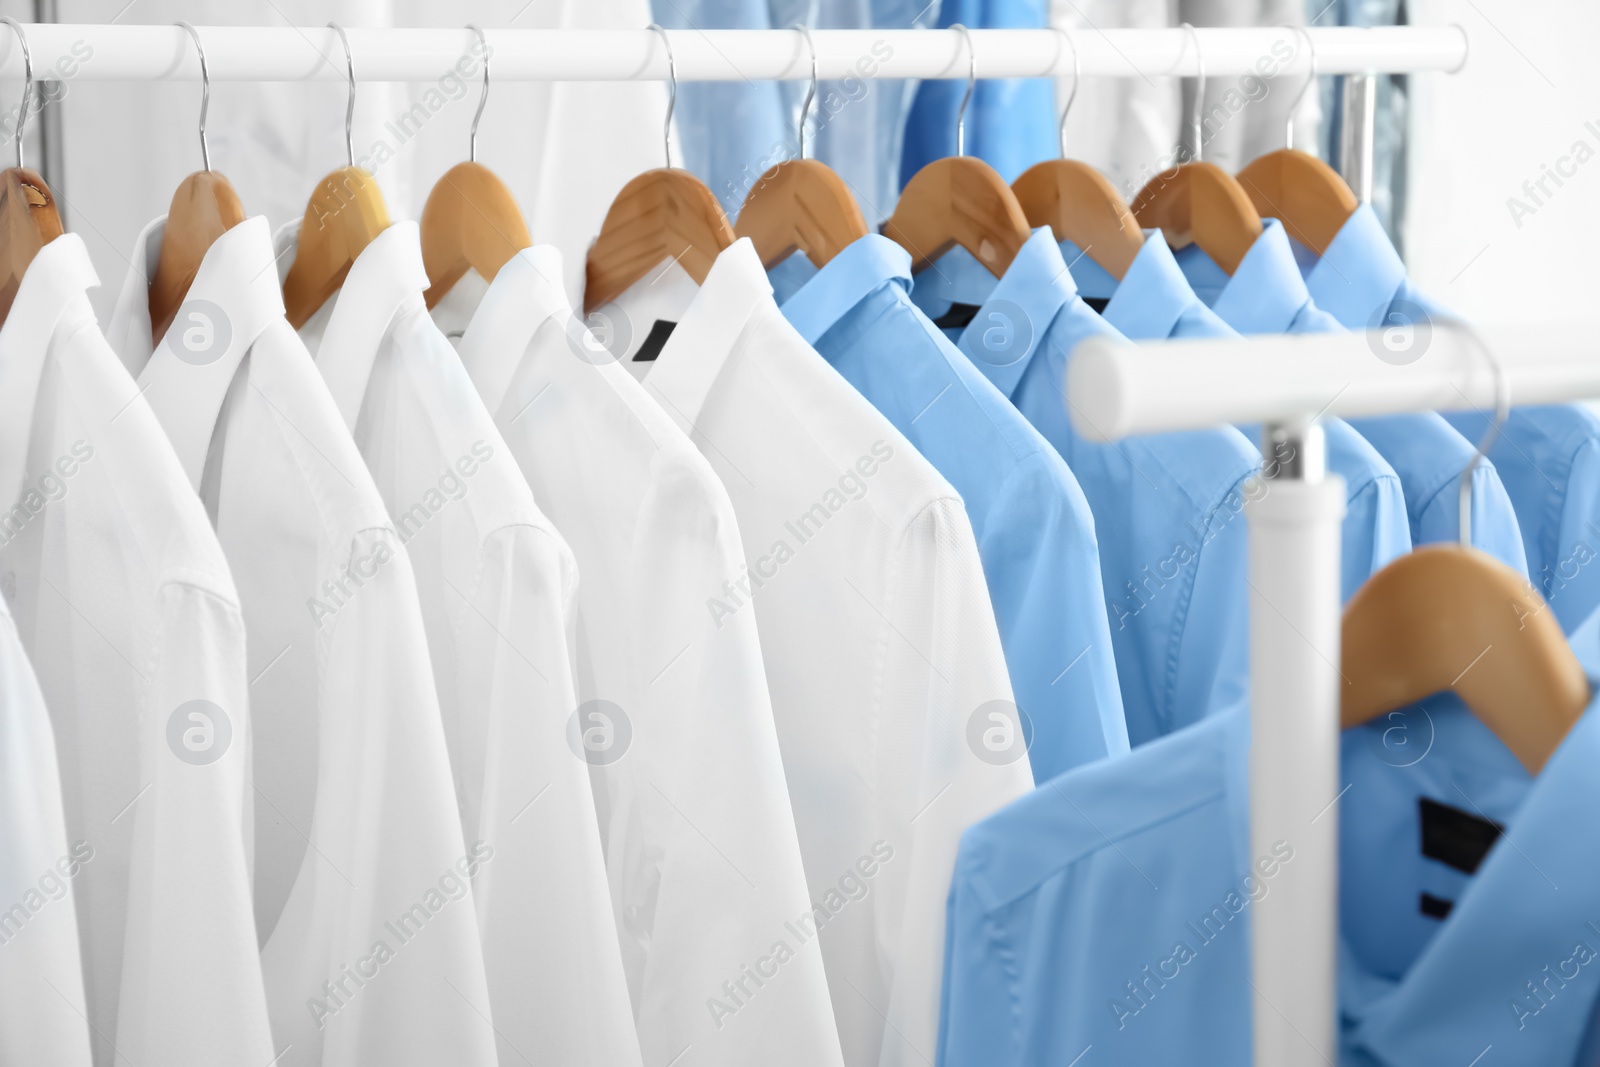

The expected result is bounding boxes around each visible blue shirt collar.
[1209,218,1317,335]
[1100,230,1205,341]
[779,233,912,345]
[1054,238,1120,301]
[951,229,1079,398]
[1303,202,1408,331]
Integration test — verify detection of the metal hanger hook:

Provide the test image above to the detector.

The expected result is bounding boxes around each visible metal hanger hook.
[1457,327,1511,546]
[646,24,676,169]
[1,17,32,170]
[1055,25,1081,159]
[1285,24,1317,150]
[467,25,489,163]
[1179,22,1205,163]
[328,22,356,168]
[176,22,211,172]
[792,23,818,160]
[952,24,976,158]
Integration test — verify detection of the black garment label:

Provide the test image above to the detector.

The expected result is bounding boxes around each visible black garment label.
[1081,296,1111,314]
[1419,797,1503,875]
[932,302,982,330]
[1419,892,1455,920]
[632,319,677,362]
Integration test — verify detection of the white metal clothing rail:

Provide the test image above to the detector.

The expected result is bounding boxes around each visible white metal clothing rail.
[0,24,1467,82]
[1070,325,1600,1066]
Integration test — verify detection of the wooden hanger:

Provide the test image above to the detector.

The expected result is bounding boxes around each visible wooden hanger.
[0,20,62,326]
[1342,545,1586,774]
[1233,29,1357,257]
[0,168,62,326]
[1343,395,1589,775]
[419,27,531,309]
[148,24,246,344]
[734,26,868,269]
[1131,161,1262,276]
[1011,27,1143,281]
[584,25,734,313]
[1130,24,1262,276]
[882,25,1031,278]
[282,24,392,329]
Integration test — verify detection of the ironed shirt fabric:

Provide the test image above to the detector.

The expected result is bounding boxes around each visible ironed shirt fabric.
[908,228,1260,744]
[939,602,1600,1067]
[778,233,1129,781]
[434,245,842,1067]
[283,220,640,1066]
[598,237,1034,1067]
[106,216,496,1067]
[4,233,272,1066]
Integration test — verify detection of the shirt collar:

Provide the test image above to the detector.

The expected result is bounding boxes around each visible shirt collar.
[1303,202,1408,332]
[276,219,429,431]
[114,215,285,488]
[1209,219,1317,335]
[1101,230,1204,341]
[0,234,100,508]
[954,228,1077,399]
[780,233,912,345]
[451,245,571,417]
[1056,237,1120,301]
[634,237,772,434]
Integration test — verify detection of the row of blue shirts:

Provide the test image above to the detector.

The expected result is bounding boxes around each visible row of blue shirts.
[760,202,1600,1064]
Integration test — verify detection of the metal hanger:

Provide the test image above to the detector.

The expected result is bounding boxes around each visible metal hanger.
[1342,333,1587,774]
[420,25,531,309]
[1012,24,1144,282]
[1235,25,1359,256]
[584,24,734,313]
[884,23,1031,277]
[1131,23,1263,275]
[147,21,247,343]
[281,21,392,329]
[734,22,868,270]
[0,15,62,326]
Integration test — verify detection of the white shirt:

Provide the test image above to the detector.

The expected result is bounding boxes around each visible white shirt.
[0,234,271,1065]
[0,590,92,1067]
[105,217,496,1067]
[280,218,640,1066]
[599,238,1035,1067]
[434,246,843,1067]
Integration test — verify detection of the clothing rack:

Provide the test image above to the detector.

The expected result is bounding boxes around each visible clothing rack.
[0,25,1465,82]
[11,19,1470,1065]
[1070,323,1597,1065]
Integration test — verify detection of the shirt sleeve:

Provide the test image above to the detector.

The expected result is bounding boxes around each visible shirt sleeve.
[120,580,274,1064]
[617,457,842,1067]
[0,607,93,1066]
[878,495,1035,1067]
[463,524,641,1066]
[935,850,1025,1067]
[1326,421,1413,603]
[259,528,498,1067]
[979,451,1128,782]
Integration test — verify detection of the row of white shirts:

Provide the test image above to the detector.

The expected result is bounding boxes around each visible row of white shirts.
[0,212,1030,1067]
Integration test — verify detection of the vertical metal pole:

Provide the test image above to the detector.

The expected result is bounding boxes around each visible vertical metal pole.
[1338,72,1376,202]
[33,0,64,226]
[1249,420,1343,1067]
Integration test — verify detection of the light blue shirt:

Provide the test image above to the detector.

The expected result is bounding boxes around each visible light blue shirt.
[939,606,1600,1067]
[897,0,1057,187]
[907,228,1260,747]
[1173,220,1416,603]
[779,235,1129,780]
[1282,202,1527,575]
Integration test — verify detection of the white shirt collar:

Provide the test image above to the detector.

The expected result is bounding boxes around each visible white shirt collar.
[106,215,286,488]
[608,237,772,434]
[0,233,100,507]
[452,245,573,415]
[274,219,429,431]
